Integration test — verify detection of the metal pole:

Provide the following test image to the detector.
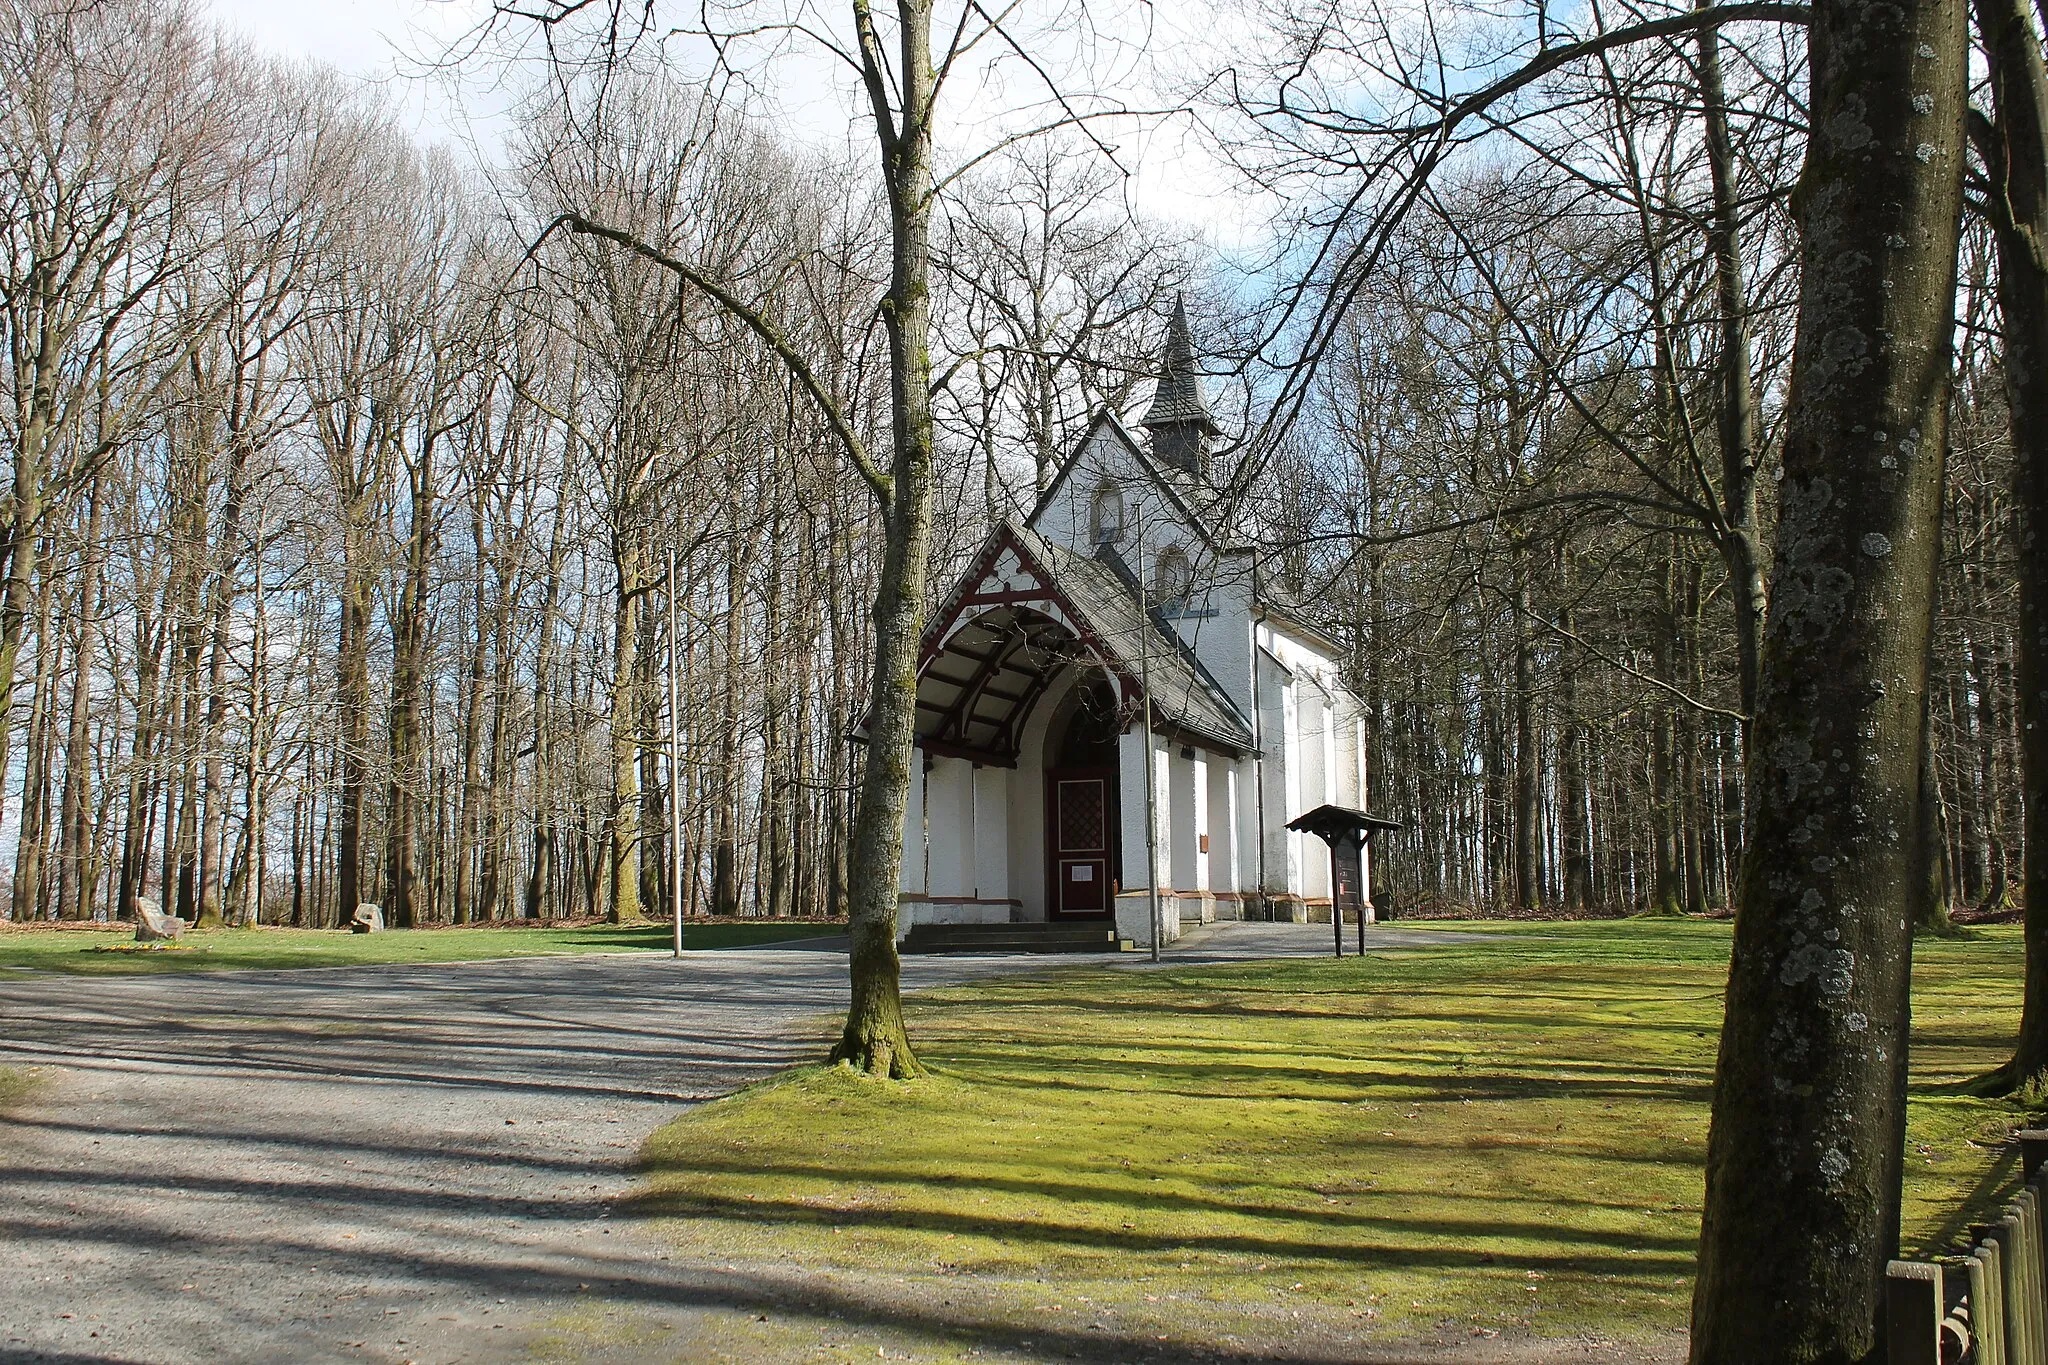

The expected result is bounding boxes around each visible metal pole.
[668,542,683,959]
[1136,498,1162,963]
[1249,549,1267,922]
[1358,836,1373,954]
[1331,839,1343,958]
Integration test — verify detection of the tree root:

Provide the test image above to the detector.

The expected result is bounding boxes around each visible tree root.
[830,1028,924,1080]
[1962,1061,2018,1098]
[1960,1059,2048,1104]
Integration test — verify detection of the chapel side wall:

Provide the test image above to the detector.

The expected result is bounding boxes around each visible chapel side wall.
[925,757,974,902]
[1254,636,1305,919]
[1169,747,1215,924]
[1033,425,1132,553]
[1210,758,1243,918]
[897,756,927,935]
[916,755,1012,928]
[1114,725,1180,946]
[1185,565,1256,720]
[1300,684,1332,903]
[1258,619,1373,921]
[974,765,1012,912]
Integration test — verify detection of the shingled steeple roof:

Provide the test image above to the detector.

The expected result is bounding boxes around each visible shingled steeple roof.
[1140,295,1220,438]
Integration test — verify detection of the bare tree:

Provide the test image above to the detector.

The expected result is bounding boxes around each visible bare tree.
[1968,0,2048,1092]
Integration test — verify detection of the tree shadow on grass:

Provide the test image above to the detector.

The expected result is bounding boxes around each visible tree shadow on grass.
[929,1053,1714,1107]
[630,1156,1700,1268]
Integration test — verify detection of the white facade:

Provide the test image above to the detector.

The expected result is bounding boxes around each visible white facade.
[900,406,1375,947]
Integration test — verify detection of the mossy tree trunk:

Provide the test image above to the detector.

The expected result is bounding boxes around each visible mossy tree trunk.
[1687,0,1969,1356]
[552,0,947,1076]
[829,0,938,1080]
[1970,0,2048,1090]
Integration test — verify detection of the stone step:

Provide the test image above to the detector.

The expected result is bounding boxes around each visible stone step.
[901,922,1137,954]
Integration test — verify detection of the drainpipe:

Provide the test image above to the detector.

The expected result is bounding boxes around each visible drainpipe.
[1250,551,1269,922]
[1136,498,1163,962]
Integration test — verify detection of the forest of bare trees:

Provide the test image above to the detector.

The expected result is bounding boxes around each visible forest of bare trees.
[0,0,2026,950]
[0,0,1198,932]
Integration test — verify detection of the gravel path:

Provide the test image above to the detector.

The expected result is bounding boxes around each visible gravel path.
[0,941,1056,1364]
[0,924,1630,1365]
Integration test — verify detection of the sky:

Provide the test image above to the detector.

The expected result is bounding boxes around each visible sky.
[202,0,510,150]
[194,0,1273,250]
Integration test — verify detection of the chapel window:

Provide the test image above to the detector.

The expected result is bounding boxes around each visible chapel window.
[1154,545,1193,606]
[1090,482,1124,544]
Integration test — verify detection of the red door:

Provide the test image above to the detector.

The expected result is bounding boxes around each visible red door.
[1048,769,1115,918]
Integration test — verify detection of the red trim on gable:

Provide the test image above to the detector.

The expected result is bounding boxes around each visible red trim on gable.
[916,523,1141,713]
[956,588,1056,607]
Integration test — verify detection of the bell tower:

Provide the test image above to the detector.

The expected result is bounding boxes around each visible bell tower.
[1139,295,1220,477]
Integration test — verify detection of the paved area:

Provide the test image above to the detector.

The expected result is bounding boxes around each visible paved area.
[1136,920,1485,965]
[0,923,1483,1364]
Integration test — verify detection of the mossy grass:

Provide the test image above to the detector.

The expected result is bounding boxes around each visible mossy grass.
[0,918,841,975]
[637,919,2027,1355]
[0,1064,43,1110]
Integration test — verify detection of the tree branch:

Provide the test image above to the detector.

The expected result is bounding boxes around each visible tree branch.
[538,212,892,509]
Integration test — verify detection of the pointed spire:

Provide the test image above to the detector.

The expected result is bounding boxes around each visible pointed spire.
[1141,295,1219,475]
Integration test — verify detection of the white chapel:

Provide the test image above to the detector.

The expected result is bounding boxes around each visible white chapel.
[898,300,1380,947]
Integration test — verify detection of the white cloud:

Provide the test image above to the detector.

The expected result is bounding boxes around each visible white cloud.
[195,0,1267,246]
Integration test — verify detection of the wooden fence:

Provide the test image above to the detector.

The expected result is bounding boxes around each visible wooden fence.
[1888,1129,2048,1365]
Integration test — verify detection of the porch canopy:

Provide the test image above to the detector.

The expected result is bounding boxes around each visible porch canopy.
[910,520,1254,768]
[1286,805,1403,843]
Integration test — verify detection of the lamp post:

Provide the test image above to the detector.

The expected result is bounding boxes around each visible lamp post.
[1285,805,1402,958]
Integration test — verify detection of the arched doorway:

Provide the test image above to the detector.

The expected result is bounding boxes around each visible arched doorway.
[1043,676,1121,919]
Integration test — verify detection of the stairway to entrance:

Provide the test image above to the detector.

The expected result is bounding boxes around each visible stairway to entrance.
[900,921,1137,954]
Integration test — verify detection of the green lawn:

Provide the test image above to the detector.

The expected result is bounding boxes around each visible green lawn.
[0,919,842,975]
[634,920,2027,1359]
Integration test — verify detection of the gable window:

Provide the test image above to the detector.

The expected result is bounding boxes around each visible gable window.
[1090,482,1124,545]
[1154,545,1193,606]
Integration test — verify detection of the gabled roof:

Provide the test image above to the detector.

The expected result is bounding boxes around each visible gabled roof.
[909,520,1256,765]
[1012,523,1254,751]
[1022,409,1241,558]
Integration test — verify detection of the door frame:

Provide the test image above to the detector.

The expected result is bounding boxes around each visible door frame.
[1044,764,1118,920]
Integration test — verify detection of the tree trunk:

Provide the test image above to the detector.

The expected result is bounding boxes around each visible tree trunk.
[1512,566,1540,912]
[336,526,375,927]
[195,454,253,930]
[713,545,743,917]
[452,544,487,925]
[1649,556,1684,916]
[524,503,569,921]
[830,0,939,1078]
[1687,0,1968,1353]
[608,539,646,924]
[56,476,102,921]
[1917,682,1959,935]
[13,561,58,921]
[1556,546,1595,911]
[1697,0,1770,724]
[478,559,516,922]
[117,608,166,921]
[1968,0,2048,1089]
[386,443,436,929]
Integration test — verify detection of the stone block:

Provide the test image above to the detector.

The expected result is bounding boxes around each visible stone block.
[132,897,185,942]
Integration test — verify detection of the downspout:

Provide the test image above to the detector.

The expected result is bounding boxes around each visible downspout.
[1251,550,1269,921]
